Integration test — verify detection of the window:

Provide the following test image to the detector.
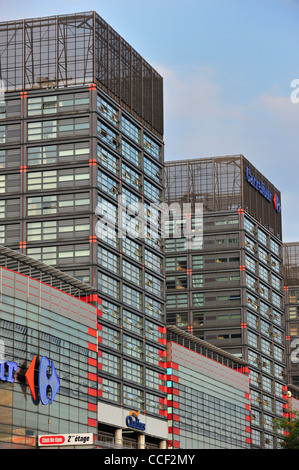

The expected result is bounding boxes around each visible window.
[123,284,142,310]
[28,117,89,141]
[97,120,118,149]
[97,95,118,125]
[272,291,282,309]
[121,115,139,143]
[122,162,141,191]
[272,273,281,291]
[192,274,203,288]
[145,296,164,320]
[192,292,203,306]
[244,217,256,235]
[258,229,268,246]
[144,156,161,183]
[100,299,120,325]
[144,179,161,203]
[165,238,187,253]
[100,351,120,376]
[0,148,20,168]
[145,249,162,275]
[146,368,165,391]
[27,142,89,166]
[123,359,143,384]
[259,264,269,283]
[27,167,90,191]
[99,378,120,403]
[100,324,121,351]
[123,260,142,286]
[98,170,119,198]
[192,255,203,270]
[98,246,119,274]
[145,272,163,295]
[124,334,143,359]
[122,140,140,166]
[123,237,142,263]
[270,238,280,257]
[98,272,119,300]
[0,224,20,244]
[0,123,20,144]
[166,256,187,272]
[28,93,89,116]
[123,310,143,335]
[144,134,161,160]
[123,385,144,407]
[98,145,119,174]
[166,293,188,309]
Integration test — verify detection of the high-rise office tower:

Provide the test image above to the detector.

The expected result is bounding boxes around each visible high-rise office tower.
[283,242,299,390]
[0,12,167,448]
[164,155,287,448]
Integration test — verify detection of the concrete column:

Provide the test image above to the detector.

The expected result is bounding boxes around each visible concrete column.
[115,428,123,448]
[159,440,167,449]
[137,434,145,449]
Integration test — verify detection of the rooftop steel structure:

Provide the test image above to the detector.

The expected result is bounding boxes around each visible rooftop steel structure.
[0,11,163,138]
[283,242,299,286]
[164,155,282,239]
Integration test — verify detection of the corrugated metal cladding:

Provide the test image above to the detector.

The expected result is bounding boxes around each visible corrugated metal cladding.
[0,11,163,138]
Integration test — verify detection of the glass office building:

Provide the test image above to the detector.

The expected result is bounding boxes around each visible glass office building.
[0,12,167,449]
[283,242,299,388]
[164,156,287,448]
[0,244,98,448]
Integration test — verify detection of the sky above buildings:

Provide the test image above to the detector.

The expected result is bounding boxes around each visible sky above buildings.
[0,0,298,242]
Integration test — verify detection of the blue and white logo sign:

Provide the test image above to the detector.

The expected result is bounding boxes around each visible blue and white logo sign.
[245,166,281,213]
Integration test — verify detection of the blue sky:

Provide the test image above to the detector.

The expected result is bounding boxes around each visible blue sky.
[1,0,299,241]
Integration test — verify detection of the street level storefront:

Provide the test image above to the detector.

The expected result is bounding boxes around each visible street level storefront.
[0,254,98,448]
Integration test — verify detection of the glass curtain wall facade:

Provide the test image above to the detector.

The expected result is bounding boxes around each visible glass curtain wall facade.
[283,242,299,389]
[0,12,167,446]
[167,326,251,449]
[0,247,98,448]
[164,156,287,449]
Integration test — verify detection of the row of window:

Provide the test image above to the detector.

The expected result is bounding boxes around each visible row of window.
[248,348,285,379]
[167,310,242,329]
[166,290,241,309]
[100,350,165,393]
[98,377,165,415]
[245,235,281,272]
[244,216,281,256]
[0,92,162,161]
[166,272,240,290]
[98,168,162,204]
[98,272,164,314]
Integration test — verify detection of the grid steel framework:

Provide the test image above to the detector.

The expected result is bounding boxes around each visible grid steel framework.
[0,11,163,138]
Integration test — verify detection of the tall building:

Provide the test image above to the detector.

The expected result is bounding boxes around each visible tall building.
[0,11,167,449]
[0,244,99,448]
[164,155,287,448]
[283,242,299,388]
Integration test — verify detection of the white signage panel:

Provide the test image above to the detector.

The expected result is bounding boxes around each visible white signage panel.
[38,433,93,447]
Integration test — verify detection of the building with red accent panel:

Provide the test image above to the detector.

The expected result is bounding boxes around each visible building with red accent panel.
[0,245,98,448]
[167,326,252,449]
[0,11,168,449]
[165,157,287,448]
